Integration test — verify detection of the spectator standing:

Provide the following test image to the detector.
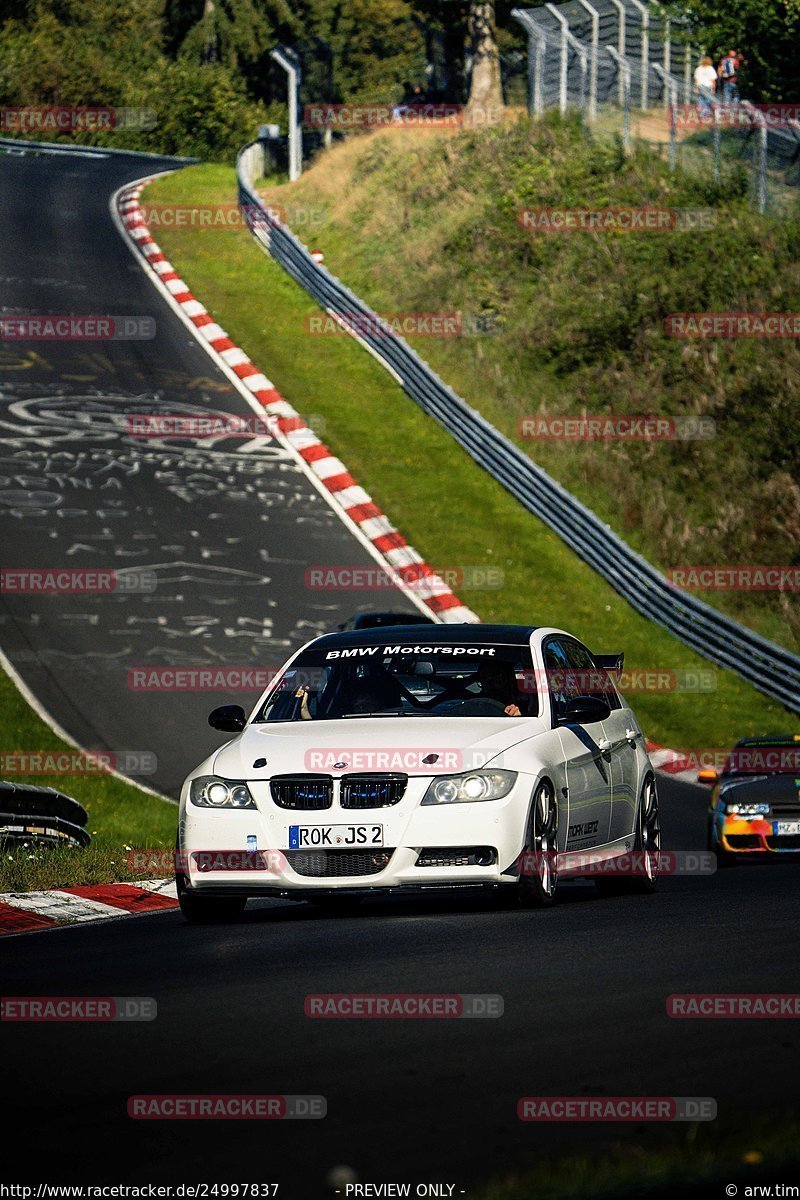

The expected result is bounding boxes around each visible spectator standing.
[718,50,743,104]
[693,56,717,116]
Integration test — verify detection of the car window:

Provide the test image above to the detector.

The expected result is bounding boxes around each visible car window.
[562,638,621,710]
[543,636,620,720]
[255,642,537,721]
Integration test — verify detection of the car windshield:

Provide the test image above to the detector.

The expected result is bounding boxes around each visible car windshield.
[722,741,800,776]
[255,641,537,722]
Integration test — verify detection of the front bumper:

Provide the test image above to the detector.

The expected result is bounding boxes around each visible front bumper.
[717,814,800,856]
[179,774,536,894]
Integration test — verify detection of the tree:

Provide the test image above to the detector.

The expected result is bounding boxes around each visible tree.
[466,0,502,119]
[665,0,800,101]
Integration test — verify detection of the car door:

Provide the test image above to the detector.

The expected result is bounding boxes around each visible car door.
[601,693,642,843]
[544,636,612,851]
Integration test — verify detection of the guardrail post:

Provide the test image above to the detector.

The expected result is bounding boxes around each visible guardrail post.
[608,0,626,106]
[652,64,677,168]
[547,5,591,119]
[712,102,721,183]
[512,9,546,116]
[270,46,302,181]
[545,3,569,114]
[663,16,671,107]
[628,0,649,109]
[756,111,768,212]
[606,45,631,149]
[576,0,599,122]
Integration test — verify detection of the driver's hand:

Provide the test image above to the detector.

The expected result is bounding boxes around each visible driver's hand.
[295,686,312,720]
[504,703,522,717]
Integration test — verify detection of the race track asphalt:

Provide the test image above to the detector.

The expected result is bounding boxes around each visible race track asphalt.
[0,145,428,797]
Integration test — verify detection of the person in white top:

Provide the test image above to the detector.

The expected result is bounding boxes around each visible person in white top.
[694,57,717,117]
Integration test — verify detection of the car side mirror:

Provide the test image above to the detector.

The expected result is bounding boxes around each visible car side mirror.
[559,696,611,725]
[697,768,718,786]
[208,704,246,733]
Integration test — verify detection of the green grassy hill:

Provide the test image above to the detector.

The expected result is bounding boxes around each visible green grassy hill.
[262,113,800,653]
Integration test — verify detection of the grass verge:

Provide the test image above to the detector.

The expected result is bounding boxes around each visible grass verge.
[141,160,792,753]
[0,663,176,892]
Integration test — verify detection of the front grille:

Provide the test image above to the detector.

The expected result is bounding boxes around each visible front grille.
[270,775,333,810]
[417,846,497,868]
[771,806,800,818]
[286,849,394,877]
[726,834,762,849]
[766,836,800,850]
[340,773,407,809]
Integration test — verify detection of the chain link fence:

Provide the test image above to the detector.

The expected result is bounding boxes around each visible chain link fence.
[512,0,800,213]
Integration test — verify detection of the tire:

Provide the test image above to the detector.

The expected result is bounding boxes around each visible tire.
[177,874,246,924]
[706,814,735,869]
[596,775,660,897]
[517,780,559,908]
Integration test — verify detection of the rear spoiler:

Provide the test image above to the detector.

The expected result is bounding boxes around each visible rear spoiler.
[594,653,624,680]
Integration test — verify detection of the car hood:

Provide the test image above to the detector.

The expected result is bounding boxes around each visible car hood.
[212,716,547,779]
[719,773,800,804]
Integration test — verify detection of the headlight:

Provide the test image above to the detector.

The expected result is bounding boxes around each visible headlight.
[724,802,770,817]
[190,776,256,809]
[421,770,517,805]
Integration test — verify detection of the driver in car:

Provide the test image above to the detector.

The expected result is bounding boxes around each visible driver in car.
[472,660,522,716]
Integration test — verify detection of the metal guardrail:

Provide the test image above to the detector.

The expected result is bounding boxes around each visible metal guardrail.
[237,141,800,715]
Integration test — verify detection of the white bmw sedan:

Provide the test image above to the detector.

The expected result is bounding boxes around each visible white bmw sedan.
[176,624,660,921]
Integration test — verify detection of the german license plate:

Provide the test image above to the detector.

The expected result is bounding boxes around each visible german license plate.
[288,824,384,849]
[773,820,800,836]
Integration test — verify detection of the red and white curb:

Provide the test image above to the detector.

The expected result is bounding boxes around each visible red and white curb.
[646,741,704,783]
[115,179,477,624]
[0,878,177,936]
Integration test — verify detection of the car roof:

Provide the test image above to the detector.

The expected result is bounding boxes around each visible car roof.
[350,611,434,626]
[310,623,539,650]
